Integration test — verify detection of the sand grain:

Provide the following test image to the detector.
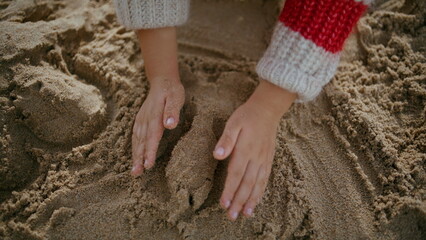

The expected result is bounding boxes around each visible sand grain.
[0,0,424,239]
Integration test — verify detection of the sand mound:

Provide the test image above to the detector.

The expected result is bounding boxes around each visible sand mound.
[12,64,107,144]
[166,69,256,223]
[0,0,424,239]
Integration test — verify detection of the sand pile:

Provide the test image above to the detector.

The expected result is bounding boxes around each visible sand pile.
[0,0,424,239]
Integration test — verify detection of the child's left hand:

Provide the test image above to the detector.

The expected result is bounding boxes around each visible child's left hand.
[213,79,297,220]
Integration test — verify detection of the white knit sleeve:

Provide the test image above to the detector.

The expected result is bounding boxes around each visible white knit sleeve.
[113,0,190,29]
[256,23,340,103]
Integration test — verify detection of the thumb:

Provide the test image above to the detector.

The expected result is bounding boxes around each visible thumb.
[163,89,184,129]
[214,118,241,160]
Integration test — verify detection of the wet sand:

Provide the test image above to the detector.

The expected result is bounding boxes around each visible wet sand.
[0,0,425,239]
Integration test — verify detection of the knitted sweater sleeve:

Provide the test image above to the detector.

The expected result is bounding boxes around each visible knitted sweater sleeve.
[256,0,371,102]
[113,0,190,29]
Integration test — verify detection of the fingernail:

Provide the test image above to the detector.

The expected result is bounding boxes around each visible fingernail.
[144,160,149,169]
[131,164,141,176]
[245,208,253,216]
[215,147,225,157]
[132,164,140,172]
[166,117,174,126]
[230,211,238,220]
[223,200,230,209]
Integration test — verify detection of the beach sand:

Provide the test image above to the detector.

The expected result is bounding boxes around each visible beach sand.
[0,0,425,239]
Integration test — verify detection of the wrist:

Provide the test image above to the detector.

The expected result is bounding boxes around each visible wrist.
[248,79,297,120]
[149,75,182,91]
[137,27,179,84]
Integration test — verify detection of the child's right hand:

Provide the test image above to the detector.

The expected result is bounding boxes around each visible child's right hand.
[131,27,184,176]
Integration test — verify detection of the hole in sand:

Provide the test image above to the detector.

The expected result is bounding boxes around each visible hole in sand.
[189,194,194,207]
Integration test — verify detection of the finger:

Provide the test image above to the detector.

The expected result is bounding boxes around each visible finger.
[131,123,147,176]
[214,118,242,160]
[220,148,248,211]
[227,161,260,220]
[144,120,164,169]
[243,164,270,217]
[163,89,184,129]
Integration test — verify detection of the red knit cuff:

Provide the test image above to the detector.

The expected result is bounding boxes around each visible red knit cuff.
[279,0,368,53]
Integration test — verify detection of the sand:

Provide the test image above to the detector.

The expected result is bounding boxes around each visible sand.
[0,0,425,239]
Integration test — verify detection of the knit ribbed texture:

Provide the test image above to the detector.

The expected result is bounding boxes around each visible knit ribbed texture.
[113,0,190,29]
[256,24,340,102]
[257,0,368,102]
[279,0,368,53]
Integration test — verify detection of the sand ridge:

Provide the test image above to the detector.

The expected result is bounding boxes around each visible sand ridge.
[0,0,425,239]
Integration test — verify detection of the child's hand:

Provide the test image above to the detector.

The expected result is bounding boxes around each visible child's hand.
[131,27,184,176]
[213,79,297,220]
[131,78,184,175]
